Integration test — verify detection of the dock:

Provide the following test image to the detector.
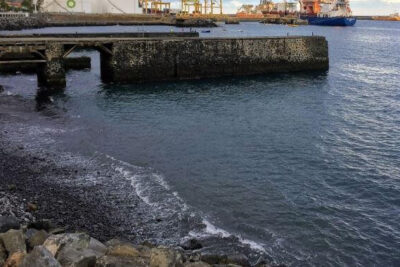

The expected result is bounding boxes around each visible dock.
[0,32,329,89]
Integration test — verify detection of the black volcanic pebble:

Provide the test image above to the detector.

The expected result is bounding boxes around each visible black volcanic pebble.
[28,219,53,231]
[0,216,20,233]
[180,238,203,250]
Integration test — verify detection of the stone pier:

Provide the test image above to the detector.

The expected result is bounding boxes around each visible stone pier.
[0,33,329,88]
[36,43,66,88]
[107,37,328,83]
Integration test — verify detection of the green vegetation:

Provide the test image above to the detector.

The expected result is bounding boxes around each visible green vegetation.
[0,0,10,11]
[0,0,34,12]
[21,0,33,12]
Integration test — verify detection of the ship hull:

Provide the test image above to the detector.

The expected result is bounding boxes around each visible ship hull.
[306,17,357,26]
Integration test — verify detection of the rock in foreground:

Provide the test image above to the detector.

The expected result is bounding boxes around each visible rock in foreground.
[0,217,282,267]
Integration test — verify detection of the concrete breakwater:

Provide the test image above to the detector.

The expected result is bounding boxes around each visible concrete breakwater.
[0,34,329,88]
[106,37,328,83]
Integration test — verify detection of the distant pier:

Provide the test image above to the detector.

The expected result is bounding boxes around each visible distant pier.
[0,32,329,89]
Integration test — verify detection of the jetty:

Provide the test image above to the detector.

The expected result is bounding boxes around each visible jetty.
[0,32,329,89]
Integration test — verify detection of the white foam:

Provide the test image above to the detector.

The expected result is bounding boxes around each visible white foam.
[102,153,266,253]
[237,236,266,252]
[189,218,267,253]
[113,166,153,206]
[153,173,171,190]
[203,219,231,238]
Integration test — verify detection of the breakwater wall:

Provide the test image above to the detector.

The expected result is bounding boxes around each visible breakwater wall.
[0,35,329,88]
[103,36,329,83]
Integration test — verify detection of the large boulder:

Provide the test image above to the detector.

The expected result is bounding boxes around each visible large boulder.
[56,247,97,267]
[20,246,61,267]
[0,229,27,254]
[43,234,107,266]
[200,253,228,265]
[105,240,152,266]
[0,216,19,233]
[3,251,26,267]
[180,239,203,251]
[106,239,151,258]
[88,238,107,256]
[150,247,183,267]
[184,262,211,267]
[0,241,7,266]
[226,254,250,267]
[28,230,49,249]
[95,255,149,267]
[106,243,142,258]
[43,233,91,256]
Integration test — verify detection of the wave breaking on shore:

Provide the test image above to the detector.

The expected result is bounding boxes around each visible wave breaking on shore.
[0,94,272,265]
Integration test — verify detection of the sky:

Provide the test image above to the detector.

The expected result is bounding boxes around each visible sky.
[170,0,400,15]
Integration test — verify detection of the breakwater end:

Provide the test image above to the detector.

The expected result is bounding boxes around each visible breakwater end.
[0,33,329,89]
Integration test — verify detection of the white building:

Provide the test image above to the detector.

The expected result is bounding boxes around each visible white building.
[41,0,143,14]
[275,2,299,13]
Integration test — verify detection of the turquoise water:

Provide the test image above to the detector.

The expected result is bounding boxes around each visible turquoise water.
[1,21,400,266]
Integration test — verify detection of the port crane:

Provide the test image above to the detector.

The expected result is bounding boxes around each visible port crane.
[181,0,223,16]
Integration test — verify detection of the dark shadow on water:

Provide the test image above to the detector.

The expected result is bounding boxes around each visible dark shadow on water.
[98,71,329,97]
[35,87,67,112]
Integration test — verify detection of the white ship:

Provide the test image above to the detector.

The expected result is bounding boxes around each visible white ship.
[40,0,143,14]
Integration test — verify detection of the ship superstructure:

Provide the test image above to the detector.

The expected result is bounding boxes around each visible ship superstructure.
[319,0,352,17]
[300,0,356,26]
[300,0,352,17]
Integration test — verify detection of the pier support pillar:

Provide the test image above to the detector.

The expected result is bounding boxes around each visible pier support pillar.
[37,43,66,88]
[100,51,114,83]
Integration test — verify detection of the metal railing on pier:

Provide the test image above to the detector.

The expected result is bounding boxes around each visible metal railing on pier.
[0,12,30,18]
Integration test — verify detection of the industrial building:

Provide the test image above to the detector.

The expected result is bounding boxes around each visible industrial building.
[40,0,143,14]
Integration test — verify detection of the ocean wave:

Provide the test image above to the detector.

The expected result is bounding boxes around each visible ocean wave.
[102,153,267,253]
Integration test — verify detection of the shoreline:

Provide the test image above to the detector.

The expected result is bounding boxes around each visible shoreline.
[0,96,125,242]
[0,14,218,31]
[0,94,276,266]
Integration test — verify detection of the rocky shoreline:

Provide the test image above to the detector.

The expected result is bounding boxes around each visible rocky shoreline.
[0,94,282,266]
[0,216,267,267]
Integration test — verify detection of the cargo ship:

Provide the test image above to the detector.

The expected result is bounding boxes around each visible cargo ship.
[300,0,356,26]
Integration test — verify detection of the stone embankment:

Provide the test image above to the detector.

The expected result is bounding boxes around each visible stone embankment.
[174,18,217,27]
[0,216,279,267]
[260,17,308,25]
[0,13,216,31]
[0,15,48,31]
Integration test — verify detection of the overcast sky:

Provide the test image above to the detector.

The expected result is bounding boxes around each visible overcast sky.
[170,0,400,15]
